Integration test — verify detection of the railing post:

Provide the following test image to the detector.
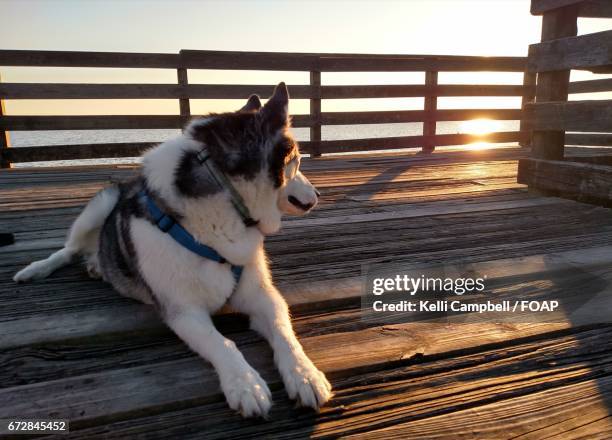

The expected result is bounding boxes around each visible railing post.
[519,71,537,147]
[177,67,191,127]
[422,70,438,153]
[0,73,11,169]
[531,5,578,160]
[309,70,322,157]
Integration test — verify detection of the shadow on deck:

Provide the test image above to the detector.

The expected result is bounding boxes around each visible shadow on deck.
[1,147,612,438]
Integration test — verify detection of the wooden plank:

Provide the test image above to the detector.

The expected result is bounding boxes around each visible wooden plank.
[576,0,612,17]
[0,83,526,100]
[528,29,612,73]
[310,70,322,157]
[0,49,181,68]
[532,0,612,17]
[569,78,612,94]
[566,133,612,146]
[0,83,315,100]
[567,154,612,166]
[531,5,578,160]
[317,56,527,73]
[181,49,527,72]
[423,71,438,153]
[0,73,9,168]
[321,109,523,125]
[0,49,527,73]
[520,71,537,147]
[0,115,186,130]
[518,157,612,205]
[316,131,524,154]
[176,68,190,118]
[284,197,563,229]
[1,142,155,163]
[322,84,526,98]
[0,114,312,131]
[531,0,585,14]
[524,99,612,133]
[180,48,320,71]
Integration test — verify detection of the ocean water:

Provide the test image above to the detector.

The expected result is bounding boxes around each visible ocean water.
[9,120,519,167]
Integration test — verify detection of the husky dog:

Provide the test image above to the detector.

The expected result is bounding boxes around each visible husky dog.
[14,83,332,418]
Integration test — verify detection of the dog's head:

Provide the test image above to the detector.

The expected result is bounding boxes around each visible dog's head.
[184,83,318,234]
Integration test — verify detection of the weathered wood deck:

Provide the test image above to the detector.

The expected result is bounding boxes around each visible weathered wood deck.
[2,147,612,439]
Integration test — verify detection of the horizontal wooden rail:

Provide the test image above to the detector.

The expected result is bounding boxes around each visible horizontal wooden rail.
[0,49,527,72]
[0,84,314,100]
[0,142,154,162]
[0,83,529,100]
[0,115,315,130]
[0,109,523,131]
[566,133,612,147]
[320,109,523,125]
[0,115,192,130]
[531,0,612,17]
[0,50,181,69]
[528,29,612,73]
[180,50,527,72]
[0,131,525,163]
[523,99,612,132]
[568,78,612,94]
[314,131,523,154]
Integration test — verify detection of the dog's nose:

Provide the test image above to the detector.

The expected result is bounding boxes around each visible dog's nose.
[288,195,315,211]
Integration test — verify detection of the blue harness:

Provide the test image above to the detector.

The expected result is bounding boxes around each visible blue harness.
[138,191,244,284]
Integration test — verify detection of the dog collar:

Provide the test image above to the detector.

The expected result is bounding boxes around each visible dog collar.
[196,149,259,228]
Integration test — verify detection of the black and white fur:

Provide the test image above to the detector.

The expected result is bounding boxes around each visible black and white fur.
[14,83,331,417]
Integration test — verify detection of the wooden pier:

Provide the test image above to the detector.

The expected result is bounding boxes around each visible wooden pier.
[2,147,612,438]
[1,1,612,437]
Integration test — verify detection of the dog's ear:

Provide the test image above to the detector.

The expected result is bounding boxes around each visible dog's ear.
[239,94,262,113]
[262,82,289,131]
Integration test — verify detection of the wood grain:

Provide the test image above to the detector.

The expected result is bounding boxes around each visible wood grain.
[518,157,612,205]
[524,99,612,133]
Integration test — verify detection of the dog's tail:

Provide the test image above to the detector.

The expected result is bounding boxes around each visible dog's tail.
[14,186,120,283]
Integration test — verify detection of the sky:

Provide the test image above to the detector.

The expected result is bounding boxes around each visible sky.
[0,0,610,116]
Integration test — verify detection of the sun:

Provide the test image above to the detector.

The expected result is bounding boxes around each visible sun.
[459,118,501,135]
[459,119,502,151]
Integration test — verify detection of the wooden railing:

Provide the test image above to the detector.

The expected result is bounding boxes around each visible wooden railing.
[518,0,612,206]
[0,49,535,167]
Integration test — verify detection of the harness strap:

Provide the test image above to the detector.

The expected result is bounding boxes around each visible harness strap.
[138,190,244,284]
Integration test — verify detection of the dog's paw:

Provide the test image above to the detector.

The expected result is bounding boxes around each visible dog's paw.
[86,259,102,279]
[13,261,48,283]
[280,354,332,410]
[221,366,272,418]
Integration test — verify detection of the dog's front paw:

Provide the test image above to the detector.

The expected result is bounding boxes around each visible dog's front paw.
[280,354,332,410]
[13,261,47,283]
[221,366,272,418]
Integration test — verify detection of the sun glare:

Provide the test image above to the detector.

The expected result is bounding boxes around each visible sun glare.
[459,119,502,151]
[459,119,501,135]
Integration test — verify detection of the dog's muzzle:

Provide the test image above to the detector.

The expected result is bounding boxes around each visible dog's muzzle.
[288,195,316,212]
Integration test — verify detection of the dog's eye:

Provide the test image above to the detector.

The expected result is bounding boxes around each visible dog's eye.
[285,157,299,179]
